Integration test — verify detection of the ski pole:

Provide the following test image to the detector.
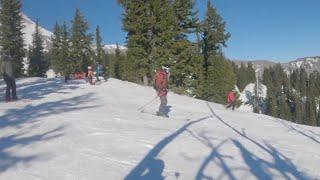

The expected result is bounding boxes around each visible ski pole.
[138,95,159,112]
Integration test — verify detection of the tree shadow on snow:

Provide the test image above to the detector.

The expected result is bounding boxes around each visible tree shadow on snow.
[205,102,310,180]
[0,93,98,173]
[0,125,65,173]
[0,78,80,101]
[125,115,212,180]
[0,93,98,129]
[186,130,237,180]
[278,119,320,145]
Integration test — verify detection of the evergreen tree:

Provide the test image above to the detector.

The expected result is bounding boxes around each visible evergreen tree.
[28,20,47,77]
[50,22,71,79]
[114,43,122,79]
[200,1,234,103]
[204,55,235,103]
[60,22,72,78]
[170,0,203,95]
[106,53,115,78]
[119,0,152,83]
[237,63,248,91]
[0,0,25,77]
[293,93,303,124]
[263,65,291,119]
[201,0,230,73]
[95,25,105,65]
[278,94,292,120]
[120,0,178,85]
[51,22,63,73]
[70,8,93,72]
[299,68,307,96]
[247,62,256,83]
[305,73,317,126]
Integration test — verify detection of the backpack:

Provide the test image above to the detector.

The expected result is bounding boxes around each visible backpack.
[155,70,168,90]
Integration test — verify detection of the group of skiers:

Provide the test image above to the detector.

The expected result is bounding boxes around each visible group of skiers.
[1,56,239,116]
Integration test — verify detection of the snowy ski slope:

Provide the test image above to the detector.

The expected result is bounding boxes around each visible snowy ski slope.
[0,78,319,180]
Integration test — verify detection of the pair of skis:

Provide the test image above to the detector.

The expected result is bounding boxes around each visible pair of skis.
[138,95,169,118]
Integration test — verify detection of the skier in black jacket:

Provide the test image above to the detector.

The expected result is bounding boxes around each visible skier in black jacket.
[1,55,17,102]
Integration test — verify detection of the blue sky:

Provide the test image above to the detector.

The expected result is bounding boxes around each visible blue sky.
[22,0,320,62]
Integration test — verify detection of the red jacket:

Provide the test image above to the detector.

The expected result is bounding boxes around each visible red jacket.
[155,70,168,97]
[227,91,236,103]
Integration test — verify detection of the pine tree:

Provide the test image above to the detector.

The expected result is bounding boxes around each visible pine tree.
[61,22,72,78]
[200,1,234,103]
[119,0,152,83]
[170,0,202,95]
[305,73,317,126]
[50,22,71,79]
[201,1,230,73]
[95,25,105,65]
[119,0,179,85]
[247,62,256,83]
[70,8,93,72]
[114,43,123,79]
[237,63,248,91]
[293,93,303,124]
[204,55,235,103]
[106,53,115,78]
[299,68,307,96]
[28,20,47,77]
[262,64,296,121]
[51,22,63,73]
[0,0,25,77]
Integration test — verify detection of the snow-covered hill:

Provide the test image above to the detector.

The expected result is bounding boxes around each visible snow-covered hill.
[233,56,320,76]
[282,56,320,74]
[0,78,319,179]
[103,44,127,54]
[21,13,53,50]
[21,13,127,53]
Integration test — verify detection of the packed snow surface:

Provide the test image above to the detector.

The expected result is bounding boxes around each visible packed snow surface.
[0,78,319,180]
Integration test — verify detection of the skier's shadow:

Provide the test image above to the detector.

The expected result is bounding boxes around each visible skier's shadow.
[137,158,165,180]
[163,105,172,116]
[125,115,212,180]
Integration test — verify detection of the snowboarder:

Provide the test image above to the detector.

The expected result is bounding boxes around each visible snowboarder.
[87,66,95,85]
[155,65,170,117]
[1,55,17,102]
[226,90,237,110]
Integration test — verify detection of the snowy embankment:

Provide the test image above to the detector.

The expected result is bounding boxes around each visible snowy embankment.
[0,78,319,180]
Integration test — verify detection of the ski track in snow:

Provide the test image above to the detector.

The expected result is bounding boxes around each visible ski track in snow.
[0,77,319,180]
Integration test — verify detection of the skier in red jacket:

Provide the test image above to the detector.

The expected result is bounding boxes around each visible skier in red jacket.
[226,90,237,110]
[155,65,170,117]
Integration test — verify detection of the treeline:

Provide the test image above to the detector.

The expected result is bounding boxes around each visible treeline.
[232,62,256,92]
[48,9,126,80]
[263,65,320,126]
[117,0,237,104]
[0,0,243,106]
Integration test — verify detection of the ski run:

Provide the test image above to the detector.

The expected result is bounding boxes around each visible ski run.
[0,77,319,180]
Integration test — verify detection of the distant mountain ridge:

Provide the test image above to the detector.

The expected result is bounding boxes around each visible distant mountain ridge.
[21,13,127,53]
[232,56,320,75]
